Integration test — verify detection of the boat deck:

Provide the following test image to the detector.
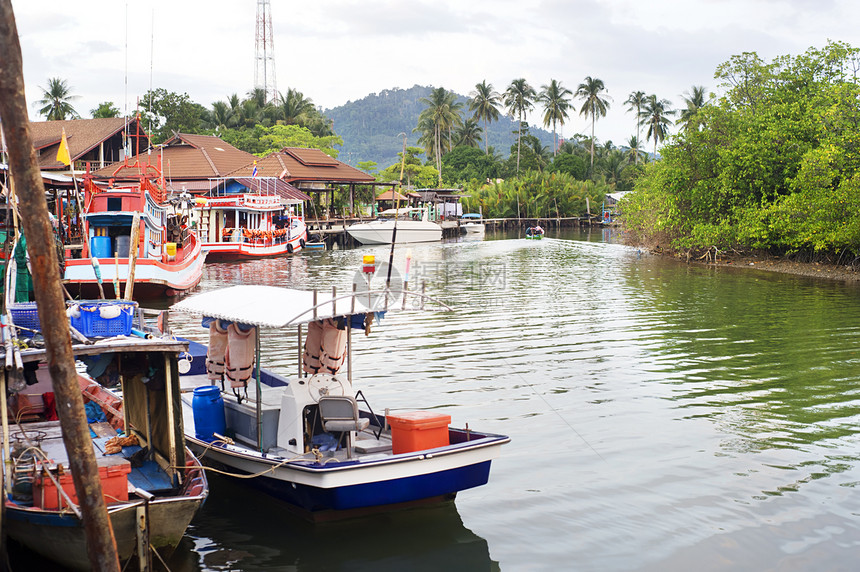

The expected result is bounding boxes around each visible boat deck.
[7,419,175,503]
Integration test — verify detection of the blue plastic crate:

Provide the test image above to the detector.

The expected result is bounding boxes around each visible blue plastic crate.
[68,301,137,337]
[9,302,41,337]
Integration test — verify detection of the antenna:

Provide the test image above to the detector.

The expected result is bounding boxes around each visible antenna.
[254,0,278,104]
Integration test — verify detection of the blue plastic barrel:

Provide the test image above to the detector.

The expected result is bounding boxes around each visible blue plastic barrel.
[90,236,112,259]
[192,386,226,441]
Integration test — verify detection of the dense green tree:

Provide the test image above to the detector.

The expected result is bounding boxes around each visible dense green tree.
[624,41,860,259]
[539,79,573,156]
[549,153,587,179]
[442,145,500,184]
[576,76,611,173]
[90,101,120,119]
[378,146,438,188]
[36,77,80,120]
[504,78,536,175]
[469,81,502,155]
[140,88,207,143]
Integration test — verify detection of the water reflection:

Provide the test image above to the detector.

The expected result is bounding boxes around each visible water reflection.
[167,474,498,572]
[162,230,860,570]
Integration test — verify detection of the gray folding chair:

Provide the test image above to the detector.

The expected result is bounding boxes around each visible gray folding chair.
[318,395,370,458]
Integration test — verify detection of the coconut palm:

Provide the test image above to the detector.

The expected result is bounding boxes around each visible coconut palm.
[469,81,501,155]
[575,76,611,173]
[277,88,315,125]
[208,100,234,132]
[504,78,536,175]
[36,77,80,120]
[456,118,483,148]
[538,79,573,156]
[624,135,645,164]
[676,85,708,131]
[624,91,647,162]
[639,95,675,157]
[416,87,463,185]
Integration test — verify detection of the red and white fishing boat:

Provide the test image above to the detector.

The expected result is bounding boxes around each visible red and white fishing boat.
[63,161,206,300]
[195,177,309,261]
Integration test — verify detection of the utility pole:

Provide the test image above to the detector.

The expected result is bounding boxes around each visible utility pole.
[254,0,277,104]
[0,2,121,570]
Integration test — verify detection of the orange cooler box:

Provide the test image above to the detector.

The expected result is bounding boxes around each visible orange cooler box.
[34,455,131,509]
[388,411,451,454]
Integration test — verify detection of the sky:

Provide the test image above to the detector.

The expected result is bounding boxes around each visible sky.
[9,0,860,156]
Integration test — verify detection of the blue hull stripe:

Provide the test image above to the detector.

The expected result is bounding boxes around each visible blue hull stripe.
[247,461,493,512]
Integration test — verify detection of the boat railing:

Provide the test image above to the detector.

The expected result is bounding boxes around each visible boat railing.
[296,286,452,324]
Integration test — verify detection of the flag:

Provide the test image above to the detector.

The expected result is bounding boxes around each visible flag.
[56,128,71,166]
[252,160,258,178]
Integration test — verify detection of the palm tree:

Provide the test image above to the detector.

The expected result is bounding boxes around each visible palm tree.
[624,135,645,164]
[640,95,675,157]
[36,77,80,120]
[575,76,611,173]
[624,91,647,162]
[277,88,315,125]
[456,118,483,148]
[416,87,463,185]
[538,79,573,156]
[469,81,501,155]
[676,85,707,131]
[504,78,536,175]
[208,100,233,132]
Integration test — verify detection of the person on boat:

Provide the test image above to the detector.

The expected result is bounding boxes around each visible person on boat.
[534,225,544,235]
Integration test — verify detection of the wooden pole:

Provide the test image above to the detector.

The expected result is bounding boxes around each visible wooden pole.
[0,3,121,571]
[125,211,140,300]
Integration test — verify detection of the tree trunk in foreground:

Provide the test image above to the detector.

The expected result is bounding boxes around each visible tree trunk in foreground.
[0,2,121,570]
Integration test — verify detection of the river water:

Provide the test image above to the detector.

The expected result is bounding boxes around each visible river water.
[160,227,860,571]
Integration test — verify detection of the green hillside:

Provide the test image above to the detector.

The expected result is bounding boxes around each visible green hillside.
[325,85,555,170]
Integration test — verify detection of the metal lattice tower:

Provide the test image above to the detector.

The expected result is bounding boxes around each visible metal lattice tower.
[254,0,278,103]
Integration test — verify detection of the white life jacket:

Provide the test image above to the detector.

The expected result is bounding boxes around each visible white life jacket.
[225,323,256,389]
[206,320,229,381]
[320,318,347,375]
[302,320,323,374]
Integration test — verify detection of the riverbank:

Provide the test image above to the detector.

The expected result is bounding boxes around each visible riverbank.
[691,253,860,282]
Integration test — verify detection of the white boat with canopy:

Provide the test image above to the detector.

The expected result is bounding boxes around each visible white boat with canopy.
[346,206,443,245]
[172,279,508,520]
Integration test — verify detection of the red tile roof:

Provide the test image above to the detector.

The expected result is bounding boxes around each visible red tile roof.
[228,148,376,184]
[22,117,149,170]
[92,132,256,181]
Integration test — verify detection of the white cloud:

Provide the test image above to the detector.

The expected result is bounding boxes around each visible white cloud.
[10,0,860,150]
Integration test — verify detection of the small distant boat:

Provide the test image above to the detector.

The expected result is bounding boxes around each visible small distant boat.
[346,207,442,245]
[195,177,309,261]
[63,162,206,299]
[3,316,208,570]
[172,281,509,520]
[525,226,545,240]
[460,213,485,234]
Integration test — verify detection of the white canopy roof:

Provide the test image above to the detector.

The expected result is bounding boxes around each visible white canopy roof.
[171,285,402,328]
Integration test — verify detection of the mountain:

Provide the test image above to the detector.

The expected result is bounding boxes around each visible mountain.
[324,85,556,170]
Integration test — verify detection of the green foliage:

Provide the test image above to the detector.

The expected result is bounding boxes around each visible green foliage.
[441,146,501,184]
[624,41,860,259]
[377,146,439,188]
[549,153,587,179]
[36,77,80,120]
[91,101,121,118]
[140,88,208,143]
[460,172,608,219]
